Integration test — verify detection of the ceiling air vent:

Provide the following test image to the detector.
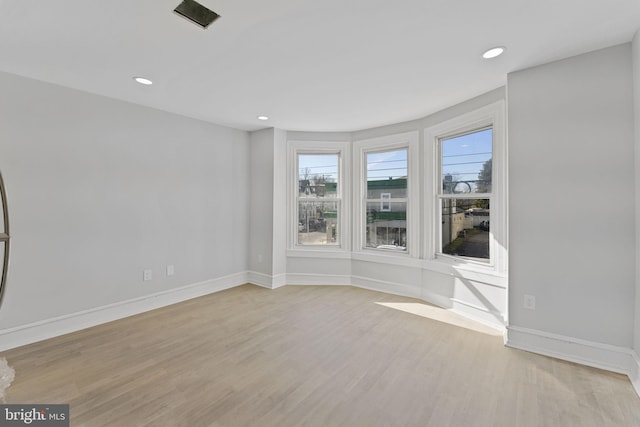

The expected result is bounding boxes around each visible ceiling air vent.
[174,0,220,29]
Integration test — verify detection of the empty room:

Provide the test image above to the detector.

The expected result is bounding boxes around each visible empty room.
[1,0,640,425]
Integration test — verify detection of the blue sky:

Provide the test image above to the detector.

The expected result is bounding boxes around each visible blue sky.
[441,128,492,184]
[298,154,339,181]
[297,150,409,182]
[297,129,491,184]
[367,149,407,180]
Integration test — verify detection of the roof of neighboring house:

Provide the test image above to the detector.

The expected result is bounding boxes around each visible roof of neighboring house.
[367,178,407,191]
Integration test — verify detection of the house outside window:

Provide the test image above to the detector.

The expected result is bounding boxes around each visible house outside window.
[288,140,349,251]
[354,131,419,256]
[297,153,339,245]
[366,149,407,250]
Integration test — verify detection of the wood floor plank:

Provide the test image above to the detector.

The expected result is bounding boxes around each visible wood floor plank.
[2,284,640,426]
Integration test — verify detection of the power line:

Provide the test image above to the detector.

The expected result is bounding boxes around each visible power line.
[443,172,486,177]
[442,152,491,158]
[368,167,408,174]
[366,159,407,165]
[443,160,488,167]
[298,158,407,172]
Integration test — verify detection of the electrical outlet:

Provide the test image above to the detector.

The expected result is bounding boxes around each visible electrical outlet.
[143,269,152,281]
[524,294,536,310]
[258,254,262,264]
[167,265,175,277]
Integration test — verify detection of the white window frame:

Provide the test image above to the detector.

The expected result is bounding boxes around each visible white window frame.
[353,131,419,257]
[287,140,350,252]
[424,101,506,275]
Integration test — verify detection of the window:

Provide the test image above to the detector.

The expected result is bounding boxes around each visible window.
[288,140,349,251]
[297,153,340,246]
[425,101,505,271]
[439,128,492,262]
[366,149,407,250]
[354,131,418,256]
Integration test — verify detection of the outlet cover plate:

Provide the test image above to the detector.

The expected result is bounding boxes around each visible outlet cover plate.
[524,294,536,310]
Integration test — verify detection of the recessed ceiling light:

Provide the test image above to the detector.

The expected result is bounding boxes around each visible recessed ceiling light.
[133,76,153,85]
[257,115,269,121]
[482,47,505,59]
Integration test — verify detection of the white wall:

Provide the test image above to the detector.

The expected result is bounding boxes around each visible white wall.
[249,128,275,277]
[272,129,288,284]
[0,71,250,330]
[248,128,288,288]
[633,31,640,360]
[508,44,635,348]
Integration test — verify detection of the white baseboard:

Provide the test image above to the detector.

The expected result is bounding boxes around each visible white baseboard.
[505,325,634,375]
[247,271,275,288]
[420,287,453,310]
[448,298,506,331]
[351,275,422,299]
[0,271,249,352]
[630,351,640,398]
[247,271,287,289]
[272,273,287,289]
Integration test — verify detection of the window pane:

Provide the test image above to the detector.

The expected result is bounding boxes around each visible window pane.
[366,201,406,250]
[298,200,339,245]
[441,128,492,194]
[367,149,407,198]
[299,154,338,198]
[441,198,489,262]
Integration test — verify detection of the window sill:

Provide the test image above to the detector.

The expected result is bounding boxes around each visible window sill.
[286,248,351,259]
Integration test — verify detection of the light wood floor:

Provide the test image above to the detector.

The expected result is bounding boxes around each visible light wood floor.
[2,284,640,426]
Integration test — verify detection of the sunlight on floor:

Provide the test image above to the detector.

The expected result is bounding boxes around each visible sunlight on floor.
[375,302,503,336]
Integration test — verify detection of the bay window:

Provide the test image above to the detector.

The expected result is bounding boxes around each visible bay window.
[288,141,349,250]
[425,101,506,271]
[354,132,419,256]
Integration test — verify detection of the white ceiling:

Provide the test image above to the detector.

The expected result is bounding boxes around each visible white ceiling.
[0,0,638,132]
